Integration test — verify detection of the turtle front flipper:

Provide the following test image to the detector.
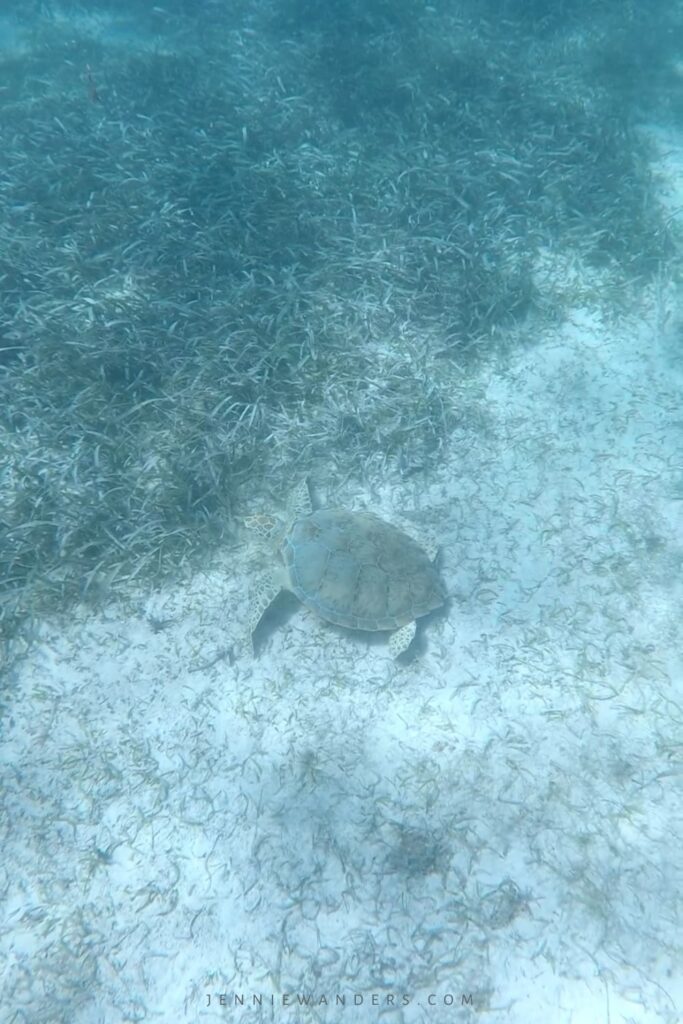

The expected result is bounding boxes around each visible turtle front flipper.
[247,573,282,652]
[287,479,313,519]
[389,620,416,659]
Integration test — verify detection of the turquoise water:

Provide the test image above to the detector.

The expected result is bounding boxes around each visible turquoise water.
[0,2,681,1022]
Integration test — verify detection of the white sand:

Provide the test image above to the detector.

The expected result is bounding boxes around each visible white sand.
[2,137,682,1024]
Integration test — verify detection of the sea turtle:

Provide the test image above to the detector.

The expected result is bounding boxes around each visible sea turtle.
[245,482,446,657]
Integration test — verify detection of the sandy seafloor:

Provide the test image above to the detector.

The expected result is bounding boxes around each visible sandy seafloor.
[2,87,683,1024]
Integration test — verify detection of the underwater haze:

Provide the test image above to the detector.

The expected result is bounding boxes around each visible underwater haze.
[1,1,682,1022]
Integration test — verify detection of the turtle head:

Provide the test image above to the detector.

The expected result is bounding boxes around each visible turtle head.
[243,512,286,544]
[244,482,311,547]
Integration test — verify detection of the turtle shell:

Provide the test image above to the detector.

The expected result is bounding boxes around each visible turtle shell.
[281,508,446,631]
